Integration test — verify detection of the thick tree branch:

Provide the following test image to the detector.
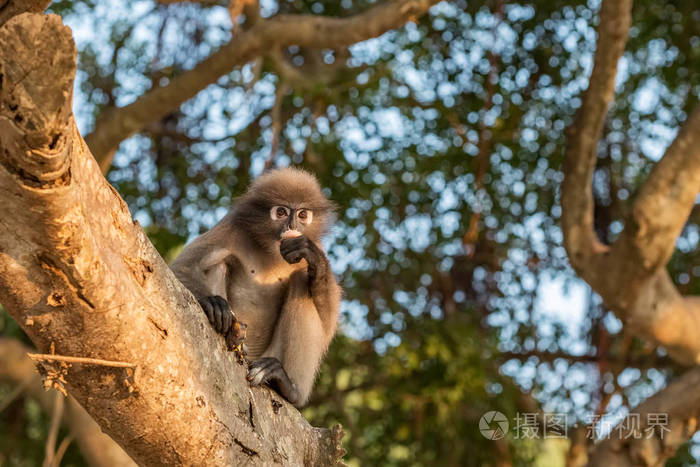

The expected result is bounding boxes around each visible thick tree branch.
[561,2,700,461]
[589,367,700,466]
[561,0,700,367]
[0,0,50,27]
[85,0,439,171]
[0,13,344,466]
[611,106,700,276]
[621,270,700,366]
[0,338,136,467]
[561,0,631,269]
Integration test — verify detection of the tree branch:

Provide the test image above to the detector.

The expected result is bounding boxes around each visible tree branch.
[0,0,50,27]
[43,392,65,467]
[561,0,700,367]
[0,13,344,465]
[589,367,700,466]
[27,352,136,368]
[611,105,700,276]
[561,0,632,270]
[85,0,439,171]
[51,433,75,467]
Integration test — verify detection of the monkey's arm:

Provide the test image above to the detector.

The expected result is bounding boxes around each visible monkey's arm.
[280,236,341,332]
[170,241,237,334]
[247,237,339,407]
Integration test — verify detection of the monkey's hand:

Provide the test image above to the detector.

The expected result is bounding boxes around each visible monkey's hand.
[198,295,237,335]
[247,357,301,407]
[280,236,328,282]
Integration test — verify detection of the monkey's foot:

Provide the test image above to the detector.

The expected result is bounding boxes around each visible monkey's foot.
[198,295,239,335]
[247,357,301,407]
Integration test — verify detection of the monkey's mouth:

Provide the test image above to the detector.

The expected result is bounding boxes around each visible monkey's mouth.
[280,229,302,240]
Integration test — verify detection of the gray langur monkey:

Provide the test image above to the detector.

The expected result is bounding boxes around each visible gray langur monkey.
[170,168,341,407]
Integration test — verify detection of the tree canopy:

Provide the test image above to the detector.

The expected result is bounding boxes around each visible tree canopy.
[0,0,698,465]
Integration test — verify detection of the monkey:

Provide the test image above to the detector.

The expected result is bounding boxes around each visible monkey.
[170,167,341,407]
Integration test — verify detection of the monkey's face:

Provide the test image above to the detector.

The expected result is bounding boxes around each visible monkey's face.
[232,167,336,249]
[269,205,314,239]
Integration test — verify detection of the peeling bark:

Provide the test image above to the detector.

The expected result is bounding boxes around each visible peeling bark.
[0,13,344,466]
[85,0,439,171]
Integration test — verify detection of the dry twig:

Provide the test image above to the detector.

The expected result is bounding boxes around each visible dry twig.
[28,353,136,368]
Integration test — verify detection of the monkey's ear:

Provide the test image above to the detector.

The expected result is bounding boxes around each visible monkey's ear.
[315,202,337,236]
[319,198,337,215]
[315,187,336,212]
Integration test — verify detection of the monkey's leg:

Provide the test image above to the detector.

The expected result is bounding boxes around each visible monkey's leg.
[247,358,301,406]
[248,272,327,407]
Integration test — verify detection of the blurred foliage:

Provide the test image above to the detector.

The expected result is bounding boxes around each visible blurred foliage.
[0,308,87,465]
[1,0,699,465]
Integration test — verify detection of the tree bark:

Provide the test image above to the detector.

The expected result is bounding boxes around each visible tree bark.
[0,0,51,26]
[0,338,136,467]
[85,0,439,171]
[0,12,344,466]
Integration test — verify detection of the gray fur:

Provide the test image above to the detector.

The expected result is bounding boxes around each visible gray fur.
[170,167,341,406]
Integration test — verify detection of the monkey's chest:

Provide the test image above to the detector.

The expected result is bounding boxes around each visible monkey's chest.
[226,275,288,359]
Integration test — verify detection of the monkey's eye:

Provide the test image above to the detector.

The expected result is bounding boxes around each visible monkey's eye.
[297,209,313,224]
[270,206,290,220]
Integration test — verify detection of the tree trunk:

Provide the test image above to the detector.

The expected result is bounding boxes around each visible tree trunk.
[0,12,344,466]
